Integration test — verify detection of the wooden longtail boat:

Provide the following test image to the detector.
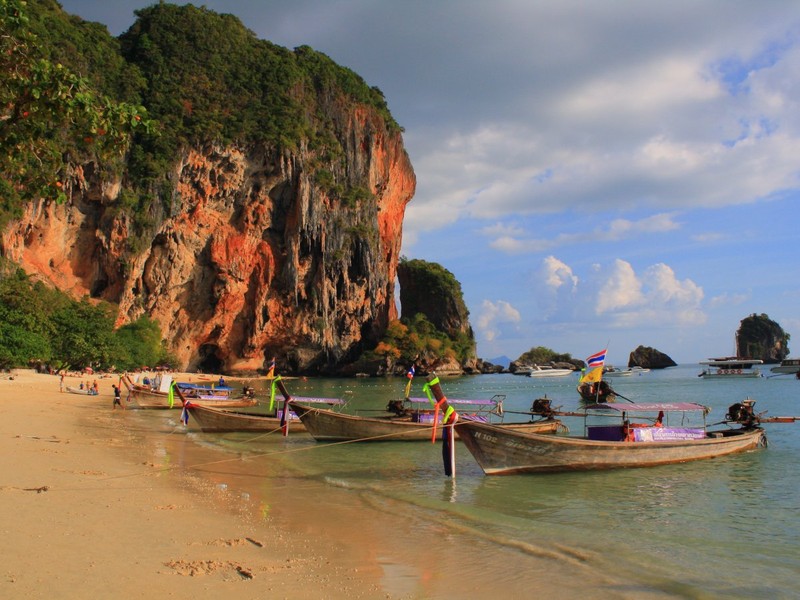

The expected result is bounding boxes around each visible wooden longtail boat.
[183,395,344,433]
[290,399,563,442]
[456,400,767,475]
[122,374,258,409]
[181,395,258,409]
[182,403,305,433]
[576,380,616,403]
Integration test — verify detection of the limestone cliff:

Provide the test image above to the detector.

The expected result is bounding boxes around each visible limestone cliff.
[0,5,415,375]
[396,258,476,374]
[628,346,677,369]
[736,314,790,364]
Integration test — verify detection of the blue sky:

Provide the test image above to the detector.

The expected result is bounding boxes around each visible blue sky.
[58,0,800,365]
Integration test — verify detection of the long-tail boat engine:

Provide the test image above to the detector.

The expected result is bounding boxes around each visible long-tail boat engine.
[386,399,409,417]
[530,397,555,419]
[726,399,759,428]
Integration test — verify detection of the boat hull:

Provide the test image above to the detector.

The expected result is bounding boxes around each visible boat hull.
[65,386,96,395]
[290,403,561,442]
[528,368,574,378]
[125,383,257,409]
[577,382,615,403]
[456,421,766,475]
[770,359,800,374]
[699,370,762,379]
[185,397,258,409]
[185,403,305,433]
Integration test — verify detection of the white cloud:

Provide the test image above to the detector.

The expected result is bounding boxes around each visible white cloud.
[475,299,521,342]
[708,292,750,308]
[484,213,681,254]
[596,260,644,314]
[397,7,800,238]
[594,260,706,327]
[542,256,579,291]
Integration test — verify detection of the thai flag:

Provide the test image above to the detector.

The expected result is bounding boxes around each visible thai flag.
[407,365,415,379]
[586,349,607,368]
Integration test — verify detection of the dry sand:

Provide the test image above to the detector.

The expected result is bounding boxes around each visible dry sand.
[0,370,383,599]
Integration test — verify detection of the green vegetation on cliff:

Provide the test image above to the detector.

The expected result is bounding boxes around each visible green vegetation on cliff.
[2,1,400,245]
[737,313,790,363]
[517,346,577,365]
[0,0,150,227]
[366,258,475,368]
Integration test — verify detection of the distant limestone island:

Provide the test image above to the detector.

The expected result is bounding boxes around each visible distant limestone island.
[479,313,791,375]
[478,345,677,374]
[627,346,677,369]
[478,345,678,374]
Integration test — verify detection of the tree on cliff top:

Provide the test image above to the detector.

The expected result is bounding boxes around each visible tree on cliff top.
[395,258,476,363]
[517,346,576,365]
[0,0,150,227]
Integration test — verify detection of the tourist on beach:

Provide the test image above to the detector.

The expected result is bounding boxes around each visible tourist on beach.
[112,384,123,410]
[59,373,65,393]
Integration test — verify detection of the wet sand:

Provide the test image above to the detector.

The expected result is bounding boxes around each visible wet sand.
[1,371,642,599]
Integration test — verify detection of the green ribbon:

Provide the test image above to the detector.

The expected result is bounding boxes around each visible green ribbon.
[269,375,282,413]
[422,376,440,407]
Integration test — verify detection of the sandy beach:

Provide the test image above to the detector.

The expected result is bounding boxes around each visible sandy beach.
[1,370,644,599]
[0,370,383,599]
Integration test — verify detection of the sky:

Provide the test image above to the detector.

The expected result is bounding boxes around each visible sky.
[57,0,800,365]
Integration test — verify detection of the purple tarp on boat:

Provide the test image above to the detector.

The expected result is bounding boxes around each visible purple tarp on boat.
[633,427,706,442]
[586,402,708,412]
[408,397,498,406]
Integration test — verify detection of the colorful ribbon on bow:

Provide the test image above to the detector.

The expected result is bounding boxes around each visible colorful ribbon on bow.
[423,376,455,443]
[269,375,282,413]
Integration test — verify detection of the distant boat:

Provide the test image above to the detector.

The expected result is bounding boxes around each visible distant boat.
[698,357,763,379]
[602,366,634,378]
[512,366,534,376]
[770,358,800,375]
[630,366,650,374]
[65,386,97,396]
[528,365,574,378]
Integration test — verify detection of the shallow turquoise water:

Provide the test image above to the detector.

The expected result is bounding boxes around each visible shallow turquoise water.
[137,366,800,598]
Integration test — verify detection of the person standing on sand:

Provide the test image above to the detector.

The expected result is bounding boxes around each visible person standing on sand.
[59,373,65,393]
[112,384,123,410]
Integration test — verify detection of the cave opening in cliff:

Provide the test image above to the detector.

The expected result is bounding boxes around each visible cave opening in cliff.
[197,344,224,374]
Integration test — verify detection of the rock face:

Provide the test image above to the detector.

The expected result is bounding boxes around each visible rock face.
[628,346,677,369]
[736,314,790,364]
[2,120,414,375]
[1,4,417,376]
[397,260,473,343]
[396,259,476,374]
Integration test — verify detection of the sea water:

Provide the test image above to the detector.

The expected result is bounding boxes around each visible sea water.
[129,366,800,598]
